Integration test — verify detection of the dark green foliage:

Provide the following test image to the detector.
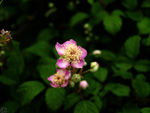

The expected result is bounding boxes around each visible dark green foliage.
[0,0,150,113]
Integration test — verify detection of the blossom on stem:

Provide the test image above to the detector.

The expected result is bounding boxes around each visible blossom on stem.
[79,80,88,89]
[56,39,87,69]
[90,62,99,72]
[47,69,71,88]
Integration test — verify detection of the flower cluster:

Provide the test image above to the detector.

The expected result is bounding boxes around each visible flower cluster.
[0,29,12,45]
[47,39,99,89]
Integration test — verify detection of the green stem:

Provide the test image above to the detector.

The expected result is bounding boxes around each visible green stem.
[0,0,3,5]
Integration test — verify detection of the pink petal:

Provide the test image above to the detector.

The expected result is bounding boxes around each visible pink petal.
[56,69,66,75]
[64,39,76,46]
[50,83,59,88]
[71,60,84,68]
[61,81,68,87]
[78,46,87,60]
[56,59,70,69]
[47,75,54,82]
[55,42,65,55]
[65,71,71,80]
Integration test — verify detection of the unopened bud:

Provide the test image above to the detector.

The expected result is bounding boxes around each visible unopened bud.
[69,81,75,87]
[90,62,99,72]
[80,80,88,89]
[1,50,5,55]
[84,23,90,29]
[48,2,54,8]
[72,74,81,83]
[0,62,3,67]
[92,50,102,55]
[83,59,87,66]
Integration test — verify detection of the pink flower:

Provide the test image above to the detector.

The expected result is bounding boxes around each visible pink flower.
[79,80,88,89]
[47,69,71,88]
[56,39,87,69]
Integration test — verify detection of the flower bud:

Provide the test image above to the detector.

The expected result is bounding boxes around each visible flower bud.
[83,59,87,66]
[79,80,88,89]
[0,62,3,67]
[71,74,81,83]
[92,50,101,55]
[90,62,99,72]
[69,81,75,88]
[0,50,5,55]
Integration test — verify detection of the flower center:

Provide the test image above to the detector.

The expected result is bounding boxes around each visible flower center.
[64,44,82,62]
[53,73,65,85]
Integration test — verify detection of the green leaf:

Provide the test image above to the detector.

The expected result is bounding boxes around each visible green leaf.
[112,10,125,17]
[137,17,150,34]
[0,76,18,85]
[74,101,99,113]
[122,0,138,10]
[114,56,132,71]
[142,37,150,46]
[125,35,141,59]
[91,1,103,16]
[103,0,115,5]
[142,0,150,8]
[70,12,88,27]
[88,0,94,5]
[126,10,143,21]
[25,41,51,58]
[90,96,103,112]
[113,69,133,79]
[93,67,108,82]
[100,50,116,61]
[45,88,65,111]
[38,59,56,85]
[141,107,150,113]
[135,74,146,81]
[105,83,130,96]
[37,28,58,41]
[103,14,122,35]
[3,101,19,113]
[123,103,140,113]
[64,93,80,110]
[134,60,150,72]
[17,81,45,106]
[132,78,150,98]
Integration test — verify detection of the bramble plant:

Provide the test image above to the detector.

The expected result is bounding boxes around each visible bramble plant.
[47,39,99,88]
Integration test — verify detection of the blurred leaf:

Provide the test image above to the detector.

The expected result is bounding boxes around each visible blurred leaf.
[103,14,122,35]
[37,28,58,41]
[134,60,150,72]
[122,0,138,10]
[74,101,99,113]
[142,37,150,46]
[141,107,150,113]
[123,103,140,113]
[3,101,19,113]
[132,78,150,98]
[112,10,125,17]
[142,0,150,8]
[45,88,65,112]
[94,11,108,24]
[25,41,51,58]
[64,93,80,110]
[70,12,89,27]
[100,50,116,61]
[136,74,146,81]
[125,35,141,59]
[17,81,45,106]
[113,69,133,79]
[103,0,115,5]
[88,0,94,5]
[93,67,108,82]
[90,96,103,112]
[137,17,150,34]
[126,10,143,21]
[91,1,103,16]
[105,83,130,96]
[0,76,17,85]
[114,56,132,71]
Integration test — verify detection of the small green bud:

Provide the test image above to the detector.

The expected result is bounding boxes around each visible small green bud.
[72,74,81,83]
[48,2,54,8]
[84,23,90,29]
[69,81,75,87]
[1,50,5,55]
[90,62,99,72]
[0,62,3,67]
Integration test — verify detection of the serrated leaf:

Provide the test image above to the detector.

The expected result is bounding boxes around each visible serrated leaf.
[141,107,150,113]
[134,60,150,72]
[70,12,88,27]
[122,0,138,10]
[0,76,18,85]
[100,50,116,61]
[112,10,125,17]
[25,41,51,58]
[137,17,150,34]
[74,101,99,113]
[113,69,133,79]
[132,79,150,98]
[3,101,19,113]
[103,14,122,35]
[114,56,132,71]
[125,35,141,59]
[64,93,80,110]
[105,83,130,96]
[17,81,45,106]
[45,88,65,112]
[126,10,143,21]
[93,67,108,82]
